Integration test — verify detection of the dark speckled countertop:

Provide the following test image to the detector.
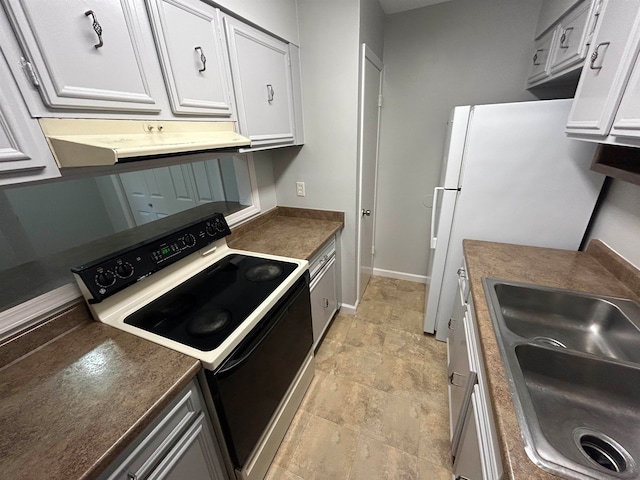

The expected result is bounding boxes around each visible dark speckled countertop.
[227,206,344,260]
[463,239,640,480]
[0,206,343,480]
[0,307,201,480]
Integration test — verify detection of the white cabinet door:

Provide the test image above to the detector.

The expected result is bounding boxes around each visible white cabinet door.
[452,389,485,480]
[0,50,60,186]
[566,0,640,136]
[526,30,556,86]
[610,31,640,137]
[310,257,338,349]
[2,0,160,112]
[146,0,234,117]
[548,0,592,74]
[147,414,226,480]
[224,16,296,148]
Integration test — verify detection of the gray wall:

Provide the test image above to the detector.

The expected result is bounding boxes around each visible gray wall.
[272,0,384,308]
[587,180,640,269]
[374,0,543,279]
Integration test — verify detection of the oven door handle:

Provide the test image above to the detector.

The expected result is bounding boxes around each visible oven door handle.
[218,306,290,374]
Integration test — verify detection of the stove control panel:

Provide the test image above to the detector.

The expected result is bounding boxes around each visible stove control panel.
[72,213,232,303]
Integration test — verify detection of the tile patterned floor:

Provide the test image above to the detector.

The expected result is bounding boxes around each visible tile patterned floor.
[265,277,452,480]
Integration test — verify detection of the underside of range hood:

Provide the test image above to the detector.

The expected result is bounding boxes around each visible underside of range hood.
[39,119,251,168]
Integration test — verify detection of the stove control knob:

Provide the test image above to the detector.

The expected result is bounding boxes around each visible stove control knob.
[183,233,196,247]
[205,223,216,237]
[115,262,134,279]
[213,218,226,232]
[95,270,116,288]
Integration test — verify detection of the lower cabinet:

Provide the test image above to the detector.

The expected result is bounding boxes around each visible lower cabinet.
[447,264,503,480]
[99,378,228,480]
[309,236,339,349]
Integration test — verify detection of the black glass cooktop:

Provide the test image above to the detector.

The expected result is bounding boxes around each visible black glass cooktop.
[124,254,297,351]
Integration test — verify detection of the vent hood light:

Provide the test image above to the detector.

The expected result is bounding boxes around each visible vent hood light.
[38,118,251,168]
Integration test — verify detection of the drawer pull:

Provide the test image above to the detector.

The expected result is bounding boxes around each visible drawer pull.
[449,372,465,387]
[194,46,207,72]
[532,49,543,65]
[84,10,104,49]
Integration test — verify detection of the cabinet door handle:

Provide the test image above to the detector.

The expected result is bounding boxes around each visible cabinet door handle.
[194,46,207,72]
[267,84,275,103]
[84,10,103,49]
[448,318,457,330]
[590,41,610,70]
[457,267,466,279]
[448,372,465,387]
[559,27,573,49]
[532,49,543,65]
[322,298,329,308]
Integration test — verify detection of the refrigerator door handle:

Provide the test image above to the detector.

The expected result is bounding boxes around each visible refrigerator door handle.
[431,187,445,249]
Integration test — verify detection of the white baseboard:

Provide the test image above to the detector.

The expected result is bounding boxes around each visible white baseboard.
[339,303,356,315]
[373,268,429,284]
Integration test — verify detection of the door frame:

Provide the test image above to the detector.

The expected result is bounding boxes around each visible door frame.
[356,43,383,305]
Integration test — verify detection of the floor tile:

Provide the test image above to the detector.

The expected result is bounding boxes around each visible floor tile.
[354,299,394,325]
[266,276,453,480]
[344,319,386,350]
[300,370,386,430]
[359,392,422,456]
[389,306,425,335]
[287,414,359,480]
[417,457,453,480]
[349,435,419,480]
[323,313,353,343]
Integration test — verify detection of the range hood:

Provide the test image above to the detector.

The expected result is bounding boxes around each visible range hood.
[39,118,251,168]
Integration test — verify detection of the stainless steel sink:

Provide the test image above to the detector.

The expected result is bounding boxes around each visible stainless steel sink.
[483,278,640,479]
[492,281,640,363]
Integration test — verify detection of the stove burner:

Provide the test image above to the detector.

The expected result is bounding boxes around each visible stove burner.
[186,308,232,336]
[245,263,284,282]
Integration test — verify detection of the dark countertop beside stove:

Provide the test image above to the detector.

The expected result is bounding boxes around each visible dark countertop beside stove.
[0,206,343,480]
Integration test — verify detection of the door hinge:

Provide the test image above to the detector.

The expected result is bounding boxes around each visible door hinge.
[20,58,40,87]
[377,94,383,107]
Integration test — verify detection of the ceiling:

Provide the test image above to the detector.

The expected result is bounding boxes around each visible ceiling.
[378,0,453,14]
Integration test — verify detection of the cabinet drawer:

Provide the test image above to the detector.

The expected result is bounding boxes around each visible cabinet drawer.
[309,238,336,280]
[310,257,338,348]
[102,381,205,480]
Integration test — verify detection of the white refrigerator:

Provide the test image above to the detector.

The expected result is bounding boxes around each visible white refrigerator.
[424,99,605,341]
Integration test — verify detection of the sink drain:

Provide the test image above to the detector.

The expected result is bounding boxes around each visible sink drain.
[575,430,632,473]
[531,336,566,349]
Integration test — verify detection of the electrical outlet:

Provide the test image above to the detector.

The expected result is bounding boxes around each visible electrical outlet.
[296,181,305,197]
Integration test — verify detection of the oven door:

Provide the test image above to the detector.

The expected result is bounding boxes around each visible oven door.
[205,274,312,468]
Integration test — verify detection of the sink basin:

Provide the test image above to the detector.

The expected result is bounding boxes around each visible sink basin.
[483,278,640,479]
[492,281,640,363]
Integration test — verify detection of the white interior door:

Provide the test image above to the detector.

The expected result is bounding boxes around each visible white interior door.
[357,44,383,301]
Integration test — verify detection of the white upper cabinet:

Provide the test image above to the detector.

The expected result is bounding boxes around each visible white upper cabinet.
[527,30,556,86]
[145,0,234,117]
[566,0,640,138]
[0,50,60,185]
[223,15,298,149]
[548,1,593,74]
[526,0,602,88]
[2,0,161,113]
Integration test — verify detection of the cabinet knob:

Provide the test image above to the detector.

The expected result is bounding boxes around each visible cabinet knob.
[84,11,104,49]
[362,209,371,217]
